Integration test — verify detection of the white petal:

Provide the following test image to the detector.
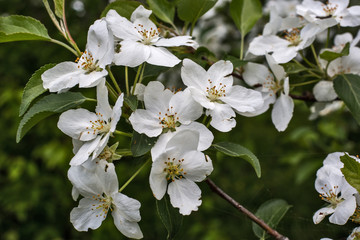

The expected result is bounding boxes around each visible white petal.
[165,130,200,153]
[112,192,141,222]
[154,36,197,48]
[340,6,360,27]
[95,160,119,195]
[70,198,106,231]
[243,62,272,86]
[95,79,112,120]
[313,206,335,224]
[188,87,215,110]
[181,59,208,91]
[41,62,81,92]
[106,10,141,41]
[144,81,173,113]
[208,103,236,132]
[57,109,99,141]
[313,81,337,102]
[239,92,275,117]
[207,60,234,86]
[131,5,152,22]
[146,46,180,67]
[177,122,214,152]
[221,85,264,113]
[271,94,294,132]
[168,179,202,215]
[248,35,289,56]
[112,207,143,239]
[72,186,80,201]
[70,136,101,166]
[323,152,346,168]
[329,196,356,225]
[181,151,213,182]
[149,156,168,198]
[114,40,150,67]
[271,46,298,64]
[92,132,111,159]
[78,70,108,89]
[129,110,162,137]
[266,53,286,80]
[110,93,124,133]
[169,89,203,124]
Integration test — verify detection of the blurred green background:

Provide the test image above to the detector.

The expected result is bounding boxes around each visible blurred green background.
[1,0,360,239]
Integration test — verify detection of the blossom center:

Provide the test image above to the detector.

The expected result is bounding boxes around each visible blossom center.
[322,2,338,17]
[135,24,160,45]
[206,79,226,102]
[284,29,302,47]
[319,184,343,206]
[158,107,180,132]
[163,157,186,182]
[263,75,281,96]
[91,193,113,218]
[76,50,102,73]
[86,113,111,135]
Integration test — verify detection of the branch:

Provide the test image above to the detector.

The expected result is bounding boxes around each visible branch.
[205,178,289,240]
[289,92,316,102]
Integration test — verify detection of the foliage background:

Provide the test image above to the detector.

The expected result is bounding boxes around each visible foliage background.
[1,0,360,239]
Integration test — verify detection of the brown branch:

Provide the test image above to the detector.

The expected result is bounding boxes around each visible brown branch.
[205,178,289,240]
[289,92,316,102]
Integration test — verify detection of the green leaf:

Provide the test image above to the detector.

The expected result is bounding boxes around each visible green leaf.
[156,195,183,240]
[212,142,261,177]
[100,0,142,19]
[124,95,138,112]
[0,15,51,43]
[252,199,292,240]
[177,0,217,24]
[16,92,86,143]
[19,64,55,116]
[54,0,65,19]
[224,55,247,68]
[282,62,308,74]
[334,74,360,125]
[230,0,262,36]
[131,131,157,157]
[147,0,175,25]
[319,42,350,62]
[341,154,360,194]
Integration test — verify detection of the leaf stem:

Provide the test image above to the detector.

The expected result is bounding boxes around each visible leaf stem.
[240,34,245,60]
[119,158,151,192]
[205,178,289,240]
[125,66,130,96]
[106,81,118,102]
[132,64,143,95]
[290,79,320,87]
[107,66,121,94]
[311,44,322,70]
[114,130,133,138]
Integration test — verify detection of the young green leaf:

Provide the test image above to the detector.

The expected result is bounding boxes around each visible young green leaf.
[156,195,183,240]
[333,74,360,125]
[230,0,262,36]
[224,55,247,68]
[19,63,56,116]
[100,0,142,19]
[177,0,217,24]
[124,95,138,112]
[252,199,292,240]
[131,131,157,157]
[282,62,308,74]
[147,0,175,25]
[212,142,261,177]
[0,15,51,43]
[16,92,86,143]
[319,42,350,62]
[341,154,360,194]
[54,0,65,19]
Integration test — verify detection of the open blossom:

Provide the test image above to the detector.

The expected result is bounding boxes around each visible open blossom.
[181,59,263,132]
[68,159,143,239]
[243,54,294,132]
[57,79,123,165]
[42,19,114,92]
[296,0,360,28]
[106,6,197,68]
[149,130,213,215]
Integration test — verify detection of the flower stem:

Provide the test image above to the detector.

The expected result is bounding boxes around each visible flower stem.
[107,66,121,94]
[240,34,245,60]
[114,130,133,138]
[85,98,97,102]
[310,44,322,70]
[299,51,316,68]
[49,39,78,56]
[206,178,289,240]
[106,81,118,102]
[138,62,146,85]
[119,158,151,192]
[132,64,143,95]
[290,79,320,87]
[125,66,130,96]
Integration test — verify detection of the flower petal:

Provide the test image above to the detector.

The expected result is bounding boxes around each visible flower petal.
[114,40,150,67]
[271,93,294,131]
[129,109,162,137]
[106,10,141,41]
[70,198,106,231]
[313,80,337,102]
[112,207,143,239]
[146,46,180,67]
[70,136,102,166]
[329,196,356,225]
[181,59,208,91]
[207,60,234,86]
[154,36,197,48]
[112,192,142,222]
[181,151,213,182]
[313,206,335,224]
[95,79,112,120]
[149,156,168,198]
[131,5,152,22]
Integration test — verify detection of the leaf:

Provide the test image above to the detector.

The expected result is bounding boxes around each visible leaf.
[341,154,360,194]
[230,0,262,36]
[212,142,261,177]
[0,15,51,43]
[124,95,138,112]
[333,74,360,125]
[156,195,183,240]
[224,55,247,68]
[252,199,292,240]
[319,42,350,62]
[177,0,217,24]
[282,62,308,74]
[16,92,86,143]
[147,0,175,25]
[131,131,157,157]
[54,0,65,19]
[100,0,142,19]
[19,64,56,116]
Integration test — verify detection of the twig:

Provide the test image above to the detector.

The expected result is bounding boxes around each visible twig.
[289,92,316,102]
[205,178,289,240]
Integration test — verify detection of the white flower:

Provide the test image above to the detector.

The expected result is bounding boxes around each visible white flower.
[243,54,294,131]
[129,81,203,137]
[313,80,337,102]
[68,159,143,239]
[58,79,123,165]
[327,46,360,77]
[106,6,197,68]
[296,0,360,28]
[181,59,263,132]
[149,130,213,215]
[308,101,343,120]
[42,19,114,92]
[348,227,360,240]
[264,0,299,18]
